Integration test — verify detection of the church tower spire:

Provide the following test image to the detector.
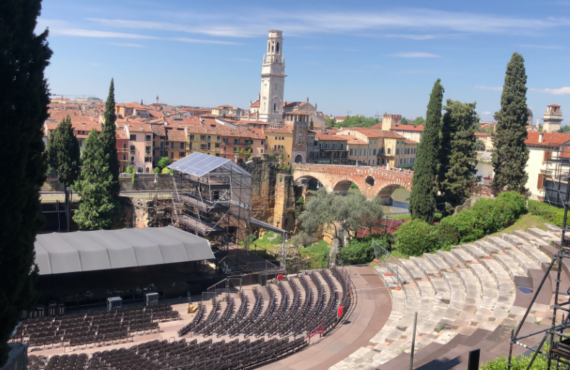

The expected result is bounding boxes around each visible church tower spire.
[259,30,286,123]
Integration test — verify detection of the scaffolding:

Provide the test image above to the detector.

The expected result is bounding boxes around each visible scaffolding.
[508,165,570,368]
[543,141,570,208]
[168,152,253,269]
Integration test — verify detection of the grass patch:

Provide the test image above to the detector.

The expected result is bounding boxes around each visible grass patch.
[491,214,548,236]
[299,240,331,269]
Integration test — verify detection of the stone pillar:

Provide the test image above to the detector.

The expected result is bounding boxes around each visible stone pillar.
[273,174,294,230]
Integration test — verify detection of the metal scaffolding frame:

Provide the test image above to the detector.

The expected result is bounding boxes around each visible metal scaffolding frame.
[168,153,253,270]
[508,144,570,369]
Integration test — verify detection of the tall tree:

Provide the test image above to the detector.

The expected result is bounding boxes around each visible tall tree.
[492,53,529,194]
[46,116,81,231]
[100,79,120,198]
[437,100,479,214]
[409,79,444,224]
[0,0,52,365]
[73,129,119,230]
[46,116,81,188]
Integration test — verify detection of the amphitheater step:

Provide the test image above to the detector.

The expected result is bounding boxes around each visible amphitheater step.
[423,253,450,272]
[429,276,451,304]
[545,223,562,235]
[436,251,462,268]
[451,247,476,265]
[374,266,398,289]
[411,256,439,277]
[468,264,499,325]
[454,269,483,330]
[462,244,489,260]
[506,247,541,274]
[487,236,513,252]
[387,263,409,285]
[502,233,527,248]
[479,259,517,330]
[441,272,468,328]
[398,259,426,281]
[527,228,558,243]
[513,230,545,247]
[492,254,527,280]
[474,240,501,255]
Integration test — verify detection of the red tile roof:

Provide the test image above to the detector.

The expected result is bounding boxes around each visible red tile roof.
[250,100,260,107]
[404,139,418,145]
[391,124,424,132]
[264,127,293,134]
[166,129,187,142]
[526,132,570,147]
[315,132,349,141]
[349,128,405,139]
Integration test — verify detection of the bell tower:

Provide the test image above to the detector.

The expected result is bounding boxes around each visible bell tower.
[543,104,563,133]
[259,30,286,123]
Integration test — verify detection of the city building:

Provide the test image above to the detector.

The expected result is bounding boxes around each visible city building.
[372,114,424,142]
[122,121,153,174]
[313,132,349,164]
[264,127,293,165]
[475,132,494,151]
[543,104,563,133]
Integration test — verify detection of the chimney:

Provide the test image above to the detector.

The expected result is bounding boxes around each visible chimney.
[539,131,544,143]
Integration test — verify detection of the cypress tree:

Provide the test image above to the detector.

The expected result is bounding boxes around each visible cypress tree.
[73,129,119,230]
[438,100,479,213]
[100,79,120,198]
[0,0,52,364]
[409,79,444,224]
[492,52,529,194]
[46,116,81,187]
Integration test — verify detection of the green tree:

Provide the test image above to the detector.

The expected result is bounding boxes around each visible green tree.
[157,156,171,170]
[335,115,380,128]
[414,116,425,125]
[72,130,119,230]
[309,119,314,130]
[100,79,120,198]
[437,100,479,213]
[401,117,409,125]
[492,53,530,195]
[291,231,316,248]
[0,0,52,364]
[409,79,444,224]
[46,116,81,187]
[474,139,485,151]
[325,117,336,127]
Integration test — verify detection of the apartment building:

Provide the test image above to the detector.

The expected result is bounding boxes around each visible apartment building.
[123,121,153,173]
[264,127,294,165]
[313,132,349,164]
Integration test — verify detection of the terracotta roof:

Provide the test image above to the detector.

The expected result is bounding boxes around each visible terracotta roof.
[474,133,491,137]
[315,132,349,141]
[247,127,266,140]
[250,100,260,107]
[235,120,270,126]
[404,139,418,145]
[526,132,570,147]
[212,104,236,109]
[346,137,367,145]
[284,111,309,116]
[166,129,187,142]
[391,124,424,132]
[116,131,129,140]
[348,128,405,139]
[335,116,346,120]
[152,125,166,136]
[264,127,293,134]
[549,104,561,107]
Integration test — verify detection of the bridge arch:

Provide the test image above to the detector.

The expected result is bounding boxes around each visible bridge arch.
[332,177,363,195]
[295,174,329,192]
[377,184,410,205]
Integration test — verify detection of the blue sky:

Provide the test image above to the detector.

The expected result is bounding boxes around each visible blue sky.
[38,0,570,123]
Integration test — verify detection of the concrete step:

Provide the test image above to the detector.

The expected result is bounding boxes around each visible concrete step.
[436,251,462,268]
[487,236,513,252]
[520,245,551,266]
[451,247,476,265]
[502,233,527,248]
[430,276,451,304]
[479,259,517,330]
[545,223,562,236]
[423,253,450,272]
[506,247,541,275]
[474,240,501,255]
[398,258,426,281]
[467,263,499,328]
[374,266,398,289]
[527,228,558,244]
[454,269,483,331]
[441,272,469,329]
[462,244,489,260]
[411,256,439,277]
[387,262,409,285]
[513,230,545,248]
[492,254,527,280]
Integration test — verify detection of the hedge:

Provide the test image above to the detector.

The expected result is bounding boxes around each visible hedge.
[395,191,527,256]
[527,199,564,227]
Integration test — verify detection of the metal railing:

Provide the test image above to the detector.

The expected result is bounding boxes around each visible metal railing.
[372,240,402,289]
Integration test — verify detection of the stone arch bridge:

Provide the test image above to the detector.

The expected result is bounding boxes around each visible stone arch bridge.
[292,164,413,204]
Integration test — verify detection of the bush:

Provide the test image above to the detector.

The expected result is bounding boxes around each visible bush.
[299,241,331,269]
[338,239,374,265]
[528,199,564,227]
[439,209,484,243]
[395,219,439,256]
[432,223,460,250]
[481,344,552,369]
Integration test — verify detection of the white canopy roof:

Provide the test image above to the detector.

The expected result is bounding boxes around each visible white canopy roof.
[34,226,214,275]
[168,151,250,177]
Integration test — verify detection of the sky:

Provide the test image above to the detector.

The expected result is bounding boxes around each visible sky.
[38,0,570,123]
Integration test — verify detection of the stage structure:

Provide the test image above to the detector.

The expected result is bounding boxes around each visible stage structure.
[508,154,570,369]
[168,152,253,267]
[543,141,570,208]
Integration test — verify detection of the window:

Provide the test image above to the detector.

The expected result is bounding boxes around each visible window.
[145,135,151,142]
[130,156,134,163]
[122,143,127,149]
[260,149,263,153]
[234,138,239,145]
[373,149,377,155]
[137,167,143,173]
[387,148,391,154]
[130,134,136,141]
[261,140,264,145]
[179,152,185,157]
[179,142,185,149]
[189,134,194,141]
[274,103,277,111]
[332,144,337,150]
[170,152,174,159]
[234,147,238,152]
[223,147,226,151]
[170,142,174,149]
[145,167,149,173]
[130,145,136,152]
[276,42,280,53]
[396,148,400,155]
[350,149,353,155]
[122,154,127,160]
[274,145,277,151]
[145,146,151,155]
[400,158,403,164]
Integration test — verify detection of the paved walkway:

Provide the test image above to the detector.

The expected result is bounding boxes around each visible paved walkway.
[259,266,392,370]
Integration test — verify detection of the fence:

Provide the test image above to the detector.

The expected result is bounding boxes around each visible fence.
[372,240,402,289]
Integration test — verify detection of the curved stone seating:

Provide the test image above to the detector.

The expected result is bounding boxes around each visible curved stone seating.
[331,226,559,370]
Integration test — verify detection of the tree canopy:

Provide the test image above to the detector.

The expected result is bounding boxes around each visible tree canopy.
[492,52,529,195]
[72,130,119,230]
[413,116,425,125]
[46,116,81,186]
[437,99,479,214]
[335,115,380,128]
[100,79,120,198]
[0,0,52,364]
[409,79,444,224]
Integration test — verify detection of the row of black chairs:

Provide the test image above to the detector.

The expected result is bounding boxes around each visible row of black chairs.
[214,291,248,337]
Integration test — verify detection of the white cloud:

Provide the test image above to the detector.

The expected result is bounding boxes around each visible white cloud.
[519,44,564,49]
[529,87,570,95]
[38,20,158,39]
[108,42,146,47]
[174,37,242,45]
[475,86,503,91]
[481,111,492,115]
[389,52,441,58]
[84,9,570,40]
